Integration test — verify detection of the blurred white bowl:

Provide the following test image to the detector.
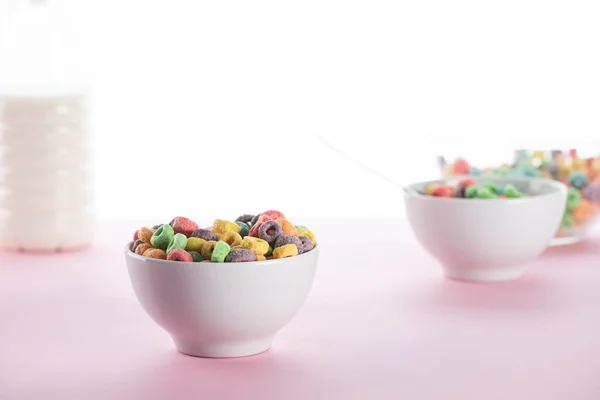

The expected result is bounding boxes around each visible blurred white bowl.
[404,177,567,282]
[125,245,319,358]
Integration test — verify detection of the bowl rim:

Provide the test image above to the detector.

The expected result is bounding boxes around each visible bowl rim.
[125,242,319,266]
[403,176,567,204]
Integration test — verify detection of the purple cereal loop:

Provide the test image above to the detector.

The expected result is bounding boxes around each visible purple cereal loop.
[190,228,218,242]
[235,214,255,224]
[224,248,257,262]
[258,220,283,246]
[297,235,314,254]
[249,213,261,227]
[131,239,143,252]
[273,234,303,252]
[583,185,600,205]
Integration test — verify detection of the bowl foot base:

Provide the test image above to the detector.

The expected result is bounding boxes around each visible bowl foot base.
[173,336,274,358]
[443,265,526,282]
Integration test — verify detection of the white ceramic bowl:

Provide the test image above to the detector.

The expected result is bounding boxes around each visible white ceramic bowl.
[125,245,319,358]
[404,177,567,282]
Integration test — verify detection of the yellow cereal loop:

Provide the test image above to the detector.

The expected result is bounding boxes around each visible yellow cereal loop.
[573,159,586,170]
[220,231,243,247]
[532,151,544,161]
[275,219,298,236]
[297,229,315,246]
[185,237,207,253]
[201,240,218,259]
[273,244,298,259]
[213,219,241,235]
[241,236,269,255]
[425,183,438,195]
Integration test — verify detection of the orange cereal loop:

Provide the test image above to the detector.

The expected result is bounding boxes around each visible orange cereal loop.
[138,227,155,244]
[143,248,167,259]
[255,254,266,261]
[275,219,298,236]
[230,245,244,250]
[135,243,153,255]
[581,199,596,213]
[575,212,591,225]
[572,200,593,224]
[201,240,218,259]
[580,198,592,208]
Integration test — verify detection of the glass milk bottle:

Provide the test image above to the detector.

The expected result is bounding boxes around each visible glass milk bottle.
[0,0,94,252]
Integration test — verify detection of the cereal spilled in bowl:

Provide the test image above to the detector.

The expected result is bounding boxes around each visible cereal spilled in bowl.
[423,178,529,199]
[129,210,316,263]
[439,149,600,244]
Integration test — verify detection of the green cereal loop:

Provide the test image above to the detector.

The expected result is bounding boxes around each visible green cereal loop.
[561,211,574,228]
[519,164,542,178]
[211,241,231,263]
[476,187,497,199]
[167,233,188,255]
[465,186,478,199]
[150,224,174,250]
[566,188,581,211]
[503,184,523,198]
[188,251,203,262]
[236,221,250,237]
[490,168,511,176]
[294,225,308,231]
[266,245,273,256]
[481,182,498,194]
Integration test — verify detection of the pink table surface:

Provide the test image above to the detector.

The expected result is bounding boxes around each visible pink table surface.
[1,218,600,400]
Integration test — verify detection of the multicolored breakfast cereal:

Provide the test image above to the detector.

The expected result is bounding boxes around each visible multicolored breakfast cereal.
[439,149,600,240]
[128,210,316,263]
[423,178,527,199]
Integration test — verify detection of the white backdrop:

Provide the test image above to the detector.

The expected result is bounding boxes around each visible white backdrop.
[1,0,600,221]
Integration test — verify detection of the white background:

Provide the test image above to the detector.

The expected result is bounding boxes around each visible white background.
[1,0,600,222]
